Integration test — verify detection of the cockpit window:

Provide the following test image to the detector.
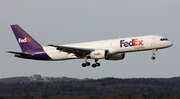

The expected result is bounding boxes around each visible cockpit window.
[160,38,169,41]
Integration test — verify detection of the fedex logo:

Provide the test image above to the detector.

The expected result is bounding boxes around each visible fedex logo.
[94,52,102,56]
[120,38,144,47]
[18,37,31,43]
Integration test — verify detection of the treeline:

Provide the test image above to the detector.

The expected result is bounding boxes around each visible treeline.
[0,77,180,99]
[0,75,80,83]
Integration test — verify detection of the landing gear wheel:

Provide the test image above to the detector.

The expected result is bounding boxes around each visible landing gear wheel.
[151,56,155,60]
[151,49,157,60]
[96,63,100,67]
[92,64,96,68]
[82,63,86,67]
[82,62,91,67]
[82,57,91,67]
[86,62,90,66]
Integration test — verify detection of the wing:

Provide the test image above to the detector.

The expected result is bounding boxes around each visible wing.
[48,44,94,58]
[6,51,33,57]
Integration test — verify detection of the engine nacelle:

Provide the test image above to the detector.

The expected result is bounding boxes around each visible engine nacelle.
[90,50,108,59]
[105,53,125,60]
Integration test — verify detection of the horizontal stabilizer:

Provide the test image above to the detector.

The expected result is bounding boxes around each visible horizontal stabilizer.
[6,51,33,57]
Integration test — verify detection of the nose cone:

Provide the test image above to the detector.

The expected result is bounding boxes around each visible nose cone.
[167,41,173,47]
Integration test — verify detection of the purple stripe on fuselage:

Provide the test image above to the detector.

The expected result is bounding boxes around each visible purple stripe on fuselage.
[15,47,51,60]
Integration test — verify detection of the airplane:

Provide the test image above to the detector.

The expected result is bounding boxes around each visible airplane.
[7,24,173,68]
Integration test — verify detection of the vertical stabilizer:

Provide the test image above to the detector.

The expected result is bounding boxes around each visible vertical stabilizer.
[11,24,42,51]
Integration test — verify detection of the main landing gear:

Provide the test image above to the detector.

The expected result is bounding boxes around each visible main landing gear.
[92,59,100,68]
[151,49,157,60]
[82,57,90,67]
[82,58,100,68]
[82,62,90,67]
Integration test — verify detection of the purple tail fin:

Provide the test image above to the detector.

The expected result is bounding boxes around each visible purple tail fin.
[11,24,42,51]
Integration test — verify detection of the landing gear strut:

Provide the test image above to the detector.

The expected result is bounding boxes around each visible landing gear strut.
[151,49,157,60]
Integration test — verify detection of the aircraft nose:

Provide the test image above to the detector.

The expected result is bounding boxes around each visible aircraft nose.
[168,41,173,47]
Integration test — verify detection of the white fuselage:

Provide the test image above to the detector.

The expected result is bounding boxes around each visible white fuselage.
[43,35,173,60]
[9,24,173,67]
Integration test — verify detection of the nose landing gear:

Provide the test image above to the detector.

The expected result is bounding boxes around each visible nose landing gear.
[151,49,157,60]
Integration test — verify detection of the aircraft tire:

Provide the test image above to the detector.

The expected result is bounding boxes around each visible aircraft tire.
[92,64,96,68]
[86,62,90,66]
[151,56,155,60]
[82,63,86,67]
[96,63,100,66]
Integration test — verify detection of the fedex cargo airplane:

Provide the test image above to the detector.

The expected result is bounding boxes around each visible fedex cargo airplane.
[7,24,173,68]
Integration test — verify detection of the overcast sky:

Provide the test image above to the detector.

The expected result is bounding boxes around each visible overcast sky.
[0,0,179,79]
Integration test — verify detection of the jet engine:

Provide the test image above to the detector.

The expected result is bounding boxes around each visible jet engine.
[90,50,108,59]
[105,53,125,60]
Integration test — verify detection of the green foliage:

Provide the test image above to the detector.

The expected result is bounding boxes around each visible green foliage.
[0,77,180,99]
